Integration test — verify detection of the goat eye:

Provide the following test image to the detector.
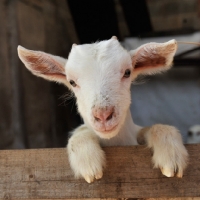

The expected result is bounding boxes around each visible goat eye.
[69,80,77,87]
[123,69,131,78]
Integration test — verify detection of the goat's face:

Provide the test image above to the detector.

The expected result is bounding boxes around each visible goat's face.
[66,38,132,138]
[18,37,177,139]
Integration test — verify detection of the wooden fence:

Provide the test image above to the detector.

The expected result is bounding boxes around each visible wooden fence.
[0,144,199,199]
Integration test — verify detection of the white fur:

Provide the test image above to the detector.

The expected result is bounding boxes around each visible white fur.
[66,39,132,139]
[18,37,188,183]
[145,125,188,178]
[67,125,105,183]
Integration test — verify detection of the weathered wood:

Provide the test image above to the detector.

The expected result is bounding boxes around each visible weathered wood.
[0,145,199,199]
[17,0,55,148]
[147,0,200,32]
[0,1,15,149]
[0,0,26,149]
[0,0,80,149]
[15,0,80,148]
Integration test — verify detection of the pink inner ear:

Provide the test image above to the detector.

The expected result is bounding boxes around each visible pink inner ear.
[26,55,66,77]
[132,40,177,73]
[134,55,166,71]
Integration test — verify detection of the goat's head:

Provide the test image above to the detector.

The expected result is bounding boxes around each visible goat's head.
[18,37,177,139]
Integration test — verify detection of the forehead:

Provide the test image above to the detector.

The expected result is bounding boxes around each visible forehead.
[66,39,131,75]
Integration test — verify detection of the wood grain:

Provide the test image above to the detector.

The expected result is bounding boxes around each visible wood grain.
[147,0,200,32]
[0,0,81,149]
[17,0,55,148]
[0,145,199,199]
[16,0,80,148]
[0,0,26,149]
[0,1,14,149]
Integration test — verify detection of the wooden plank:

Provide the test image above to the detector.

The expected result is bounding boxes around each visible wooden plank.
[16,0,81,148]
[17,0,55,148]
[0,1,14,149]
[0,145,199,199]
[148,198,200,200]
[147,0,200,32]
[0,0,26,149]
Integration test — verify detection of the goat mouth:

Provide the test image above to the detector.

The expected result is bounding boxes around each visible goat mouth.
[97,124,118,133]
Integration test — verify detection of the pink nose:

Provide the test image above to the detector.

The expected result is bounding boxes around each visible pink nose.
[93,107,114,123]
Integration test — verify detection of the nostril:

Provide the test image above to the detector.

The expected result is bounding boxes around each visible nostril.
[106,112,113,121]
[94,116,101,122]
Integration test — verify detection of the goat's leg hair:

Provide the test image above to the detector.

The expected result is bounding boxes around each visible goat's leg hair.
[67,124,106,183]
[137,124,188,178]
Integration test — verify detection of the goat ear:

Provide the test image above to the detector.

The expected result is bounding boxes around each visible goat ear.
[130,40,177,79]
[17,46,70,86]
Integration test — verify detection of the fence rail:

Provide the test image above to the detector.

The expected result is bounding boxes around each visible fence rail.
[0,144,199,199]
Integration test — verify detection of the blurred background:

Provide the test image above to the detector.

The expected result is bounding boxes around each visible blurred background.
[0,0,200,149]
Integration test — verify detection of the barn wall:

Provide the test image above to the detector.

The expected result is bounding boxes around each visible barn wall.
[0,0,80,149]
[147,0,200,32]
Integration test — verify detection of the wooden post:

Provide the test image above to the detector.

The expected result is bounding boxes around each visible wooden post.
[0,145,199,199]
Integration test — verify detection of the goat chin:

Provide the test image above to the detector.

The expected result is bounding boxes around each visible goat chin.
[89,111,128,140]
[94,125,119,139]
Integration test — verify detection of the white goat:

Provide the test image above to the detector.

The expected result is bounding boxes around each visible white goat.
[18,36,188,183]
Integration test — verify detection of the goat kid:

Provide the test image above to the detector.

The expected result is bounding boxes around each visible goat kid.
[18,37,188,183]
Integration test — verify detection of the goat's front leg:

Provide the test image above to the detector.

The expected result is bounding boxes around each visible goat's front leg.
[137,124,188,178]
[67,124,106,183]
